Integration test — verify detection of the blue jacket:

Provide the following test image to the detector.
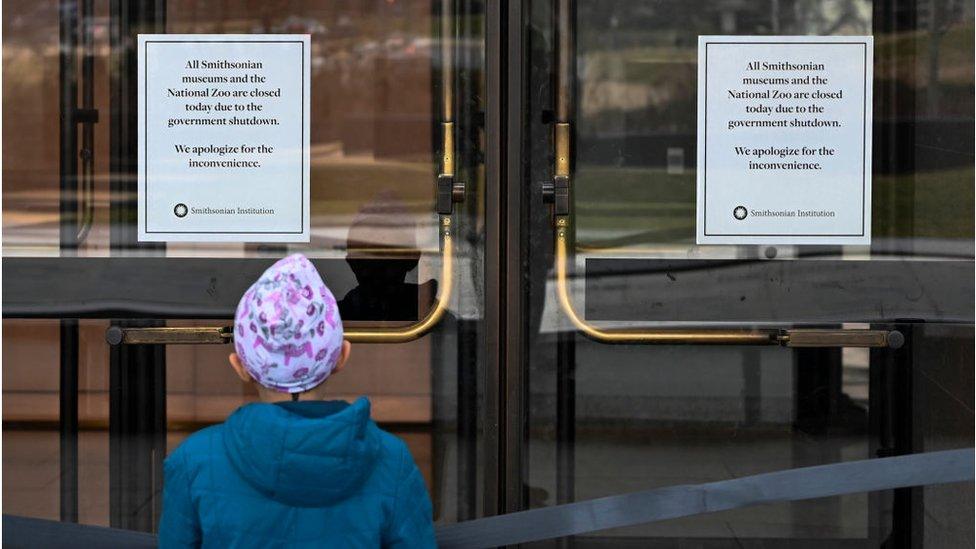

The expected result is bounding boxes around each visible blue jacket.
[159,397,436,548]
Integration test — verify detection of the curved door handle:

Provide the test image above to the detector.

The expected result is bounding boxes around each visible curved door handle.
[105,219,453,346]
[554,220,901,348]
[107,1,463,346]
[544,8,899,349]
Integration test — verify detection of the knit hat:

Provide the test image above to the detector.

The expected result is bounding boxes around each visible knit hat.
[234,254,344,393]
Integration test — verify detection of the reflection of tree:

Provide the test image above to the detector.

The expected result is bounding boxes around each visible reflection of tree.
[574,0,889,139]
[573,0,973,245]
[576,0,872,46]
[919,0,971,116]
[788,0,870,35]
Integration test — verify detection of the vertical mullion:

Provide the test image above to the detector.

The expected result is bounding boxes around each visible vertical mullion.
[58,0,81,524]
[483,0,529,518]
[503,0,527,516]
[59,1,79,250]
[483,0,503,517]
[554,0,576,510]
[555,334,575,505]
[871,0,919,543]
[456,321,479,519]
[58,320,80,523]
[454,0,482,521]
[108,0,167,532]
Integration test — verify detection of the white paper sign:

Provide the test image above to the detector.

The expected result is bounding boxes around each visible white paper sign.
[697,36,873,245]
[138,34,310,242]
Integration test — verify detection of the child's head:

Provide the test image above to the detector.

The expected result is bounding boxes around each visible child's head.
[230,253,350,401]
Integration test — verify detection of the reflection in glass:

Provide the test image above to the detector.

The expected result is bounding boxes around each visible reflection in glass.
[2,0,486,535]
[2,0,440,259]
[340,192,437,321]
[524,1,974,546]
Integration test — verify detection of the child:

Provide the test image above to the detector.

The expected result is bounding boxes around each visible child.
[159,254,437,548]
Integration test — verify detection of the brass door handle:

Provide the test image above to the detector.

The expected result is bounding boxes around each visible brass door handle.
[106,325,232,345]
[553,221,901,348]
[106,217,454,346]
[544,50,898,348]
[536,2,900,349]
[107,5,463,347]
[344,217,453,343]
[106,224,901,350]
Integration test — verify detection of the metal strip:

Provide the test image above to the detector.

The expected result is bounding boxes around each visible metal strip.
[784,329,891,348]
[108,0,167,532]
[440,0,453,123]
[107,326,231,345]
[102,240,901,347]
[58,320,79,523]
[59,0,80,251]
[483,0,505,518]
[5,257,969,322]
[555,123,570,177]
[496,0,527,516]
[554,0,577,513]
[77,0,96,244]
[58,0,82,522]
[442,121,455,176]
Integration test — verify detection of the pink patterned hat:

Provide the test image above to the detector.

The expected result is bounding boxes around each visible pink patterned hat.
[234,254,344,393]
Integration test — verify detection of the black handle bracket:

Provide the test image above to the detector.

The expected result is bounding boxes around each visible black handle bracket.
[437,174,465,215]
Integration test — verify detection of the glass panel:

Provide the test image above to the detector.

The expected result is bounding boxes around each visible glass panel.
[3,0,486,537]
[2,314,486,528]
[523,0,973,547]
[3,320,111,525]
[2,0,445,260]
[3,2,77,255]
[569,0,974,261]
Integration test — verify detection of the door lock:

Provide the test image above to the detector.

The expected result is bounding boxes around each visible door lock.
[543,122,572,216]
[436,174,465,215]
[541,175,570,216]
[436,120,465,215]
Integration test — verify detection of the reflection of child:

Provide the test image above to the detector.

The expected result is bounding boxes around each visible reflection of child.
[339,192,435,322]
[159,254,436,548]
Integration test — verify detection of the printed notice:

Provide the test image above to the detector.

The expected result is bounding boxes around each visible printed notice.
[697,36,873,245]
[138,34,310,242]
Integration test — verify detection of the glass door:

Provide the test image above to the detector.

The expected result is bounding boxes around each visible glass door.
[3,0,974,546]
[3,0,488,532]
[516,0,973,547]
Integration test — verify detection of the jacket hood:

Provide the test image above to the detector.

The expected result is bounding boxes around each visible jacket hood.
[222,397,380,507]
